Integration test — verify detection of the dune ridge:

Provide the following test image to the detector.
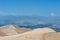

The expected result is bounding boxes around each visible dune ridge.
[0,25,32,36]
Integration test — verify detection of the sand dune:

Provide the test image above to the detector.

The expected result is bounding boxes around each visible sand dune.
[0,31,7,36]
[43,32,60,40]
[0,25,32,36]
[0,28,55,40]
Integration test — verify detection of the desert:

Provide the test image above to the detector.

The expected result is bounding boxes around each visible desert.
[0,25,56,40]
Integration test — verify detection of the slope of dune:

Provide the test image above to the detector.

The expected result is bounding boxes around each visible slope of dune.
[0,25,32,36]
[0,25,18,36]
[43,32,60,40]
[0,31,7,36]
[15,28,32,34]
[0,28,55,40]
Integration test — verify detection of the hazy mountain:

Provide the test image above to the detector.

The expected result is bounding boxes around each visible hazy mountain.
[0,16,60,32]
[0,16,60,26]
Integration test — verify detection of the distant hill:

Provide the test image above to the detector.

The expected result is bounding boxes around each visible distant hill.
[0,16,60,26]
[0,16,60,32]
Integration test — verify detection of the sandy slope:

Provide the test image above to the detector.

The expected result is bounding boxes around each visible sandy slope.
[43,32,60,40]
[0,25,18,36]
[0,28,55,40]
[0,25,32,36]
[0,31,7,36]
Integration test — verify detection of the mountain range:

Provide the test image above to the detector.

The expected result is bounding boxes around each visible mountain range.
[0,16,60,31]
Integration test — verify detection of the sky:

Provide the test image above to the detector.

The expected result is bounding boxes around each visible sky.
[0,0,60,17]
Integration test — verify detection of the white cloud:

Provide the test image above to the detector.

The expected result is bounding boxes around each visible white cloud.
[50,13,56,16]
[0,11,17,16]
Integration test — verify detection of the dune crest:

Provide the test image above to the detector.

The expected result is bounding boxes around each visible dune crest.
[0,25,32,36]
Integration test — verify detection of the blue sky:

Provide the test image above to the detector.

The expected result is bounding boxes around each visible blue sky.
[0,0,60,16]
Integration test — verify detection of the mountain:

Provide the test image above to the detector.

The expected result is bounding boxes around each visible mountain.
[0,16,60,26]
[0,16,60,32]
[50,24,60,32]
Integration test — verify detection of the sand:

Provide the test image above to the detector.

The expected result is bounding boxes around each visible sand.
[0,25,32,36]
[0,28,55,40]
[0,31,7,36]
[43,32,60,40]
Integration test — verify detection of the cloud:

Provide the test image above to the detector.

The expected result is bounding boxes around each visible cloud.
[0,11,17,16]
[10,12,16,16]
[0,11,6,16]
[50,13,56,16]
